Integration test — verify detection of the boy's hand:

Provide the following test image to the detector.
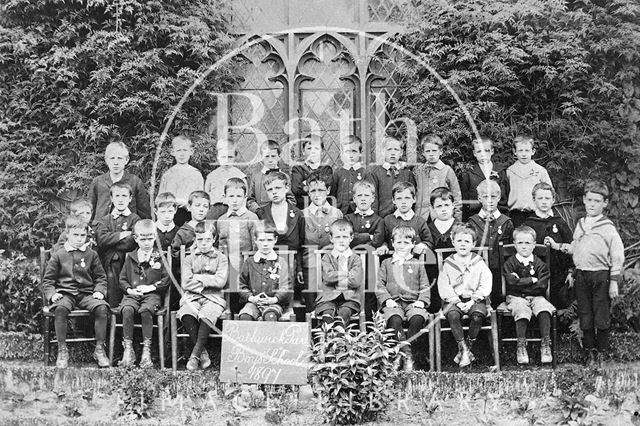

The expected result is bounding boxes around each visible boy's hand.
[385,299,398,309]
[544,237,558,250]
[93,292,105,300]
[248,295,261,304]
[265,296,278,305]
[138,284,157,294]
[609,280,619,299]
[119,231,132,240]
[511,272,520,279]
[412,301,425,309]
[413,243,427,255]
[565,273,574,288]
[126,288,143,297]
[296,272,304,284]
[375,245,389,256]
[51,293,63,303]
[457,300,473,313]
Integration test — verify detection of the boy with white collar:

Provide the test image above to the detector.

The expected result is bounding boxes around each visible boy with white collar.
[204,139,247,220]
[247,140,295,215]
[315,220,364,327]
[468,179,513,307]
[95,182,140,307]
[331,135,365,214]
[377,181,432,256]
[291,134,333,209]
[366,135,416,218]
[154,192,178,250]
[345,180,385,249]
[503,226,555,364]
[376,226,430,371]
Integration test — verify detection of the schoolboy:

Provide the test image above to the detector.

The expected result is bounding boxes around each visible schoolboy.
[158,135,204,226]
[88,141,151,221]
[524,183,574,308]
[94,182,140,307]
[506,136,553,227]
[437,223,492,367]
[460,137,509,220]
[204,139,247,220]
[177,222,228,370]
[366,135,416,218]
[344,180,385,249]
[42,215,110,368]
[154,192,178,251]
[503,226,554,364]
[377,181,433,256]
[547,180,624,364]
[170,190,210,254]
[331,135,365,214]
[413,134,462,221]
[54,199,96,251]
[238,224,291,321]
[376,226,430,371]
[116,219,170,368]
[247,139,295,215]
[291,134,334,209]
[468,179,514,307]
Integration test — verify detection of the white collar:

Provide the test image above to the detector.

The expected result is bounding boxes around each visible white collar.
[64,242,86,252]
[111,207,132,219]
[383,162,405,171]
[343,162,363,171]
[391,252,413,264]
[226,206,248,217]
[425,160,445,170]
[155,222,175,233]
[393,209,415,221]
[308,202,331,215]
[534,209,553,219]
[434,218,454,233]
[478,209,501,221]
[332,248,353,259]
[137,249,153,262]
[354,208,374,216]
[516,253,535,265]
[584,214,603,223]
[305,160,321,170]
[254,251,278,262]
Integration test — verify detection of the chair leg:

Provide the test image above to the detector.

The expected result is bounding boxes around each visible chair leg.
[551,312,558,369]
[158,315,165,370]
[43,316,51,366]
[428,314,435,372]
[490,310,500,372]
[171,312,178,372]
[109,313,117,366]
[435,318,442,372]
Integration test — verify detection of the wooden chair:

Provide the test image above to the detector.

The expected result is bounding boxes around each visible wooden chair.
[433,247,500,372]
[40,247,98,366]
[372,251,435,372]
[107,249,172,369]
[170,245,232,371]
[496,243,558,368]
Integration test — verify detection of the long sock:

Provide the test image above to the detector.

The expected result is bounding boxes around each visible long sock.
[515,319,528,339]
[122,306,136,340]
[596,328,609,351]
[387,315,405,342]
[446,311,464,342]
[141,311,153,340]
[54,307,70,346]
[537,312,551,339]
[239,314,254,321]
[468,313,484,340]
[337,307,352,328]
[583,328,595,349]
[181,314,199,344]
[191,321,211,358]
[93,305,108,343]
[263,311,278,322]
[407,316,425,340]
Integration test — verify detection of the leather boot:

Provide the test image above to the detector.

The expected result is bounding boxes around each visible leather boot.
[516,338,529,365]
[200,349,211,370]
[458,340,472,368]
[139,338,153,369]
[93,341,111,368]
[56,345,69,369]
[541,337,552,364]
[119,338,136,367]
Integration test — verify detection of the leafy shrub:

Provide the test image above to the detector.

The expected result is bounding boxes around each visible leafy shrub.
[309,319,401,425]
[113,367,171,420]
[0,251,42,332]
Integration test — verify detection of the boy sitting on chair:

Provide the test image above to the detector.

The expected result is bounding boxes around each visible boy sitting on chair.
[437,223,492,368]
[503,226,554,365]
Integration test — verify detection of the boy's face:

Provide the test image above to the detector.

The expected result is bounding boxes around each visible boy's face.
[73,206,92,223]
[513,233,535,258]
[105,147,129,175]
[533,189,554,214]
[308,181,328,207]
[135,232,155,252]
[353,186,374,211]
[217,148,236,167]
[341,143,361,165]
[432,197,454,221]
[194,232,215,252]
[255,232,277,254]
[422,143,442,165]
[392,235,415,255]
[304,141,322,164]
[67,227,87,249]
[262,148,280,170]
[224,187,247,212]
[384,140,402,164]
[265,179,288,204]
[189,196,210,221]
[393,188,415,214]
[111,187,132,212]
[330,229,353,252]
[452,233,474,256]
[514,142,534,164]
[156,205,176,226]
[473,142,493,165]
[583,191,607,217]
[171,141,193,164]
[478,189,500,213]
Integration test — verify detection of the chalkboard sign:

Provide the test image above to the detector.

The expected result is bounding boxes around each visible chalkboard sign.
[219,320,310,385]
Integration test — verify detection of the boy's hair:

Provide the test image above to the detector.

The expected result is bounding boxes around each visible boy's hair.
[476,179,501,196]
[382,135,403,149]
[329,219,354,236]
[352,180,375,196]
[195,220,218,239]
[392,181,416,198]
[261,139,281,155]
[155,192,177,209]
[188,190,211,205]
[513,135,534,150]
[451,223,477,243]
[109,181,133,196]
[343,135,363,152]
[583,179,609,200]
[513,225,536,241]
[65,214,88,231]
[253,221,278,239]
[134,219,156,236]
[419,134,443,150]
[105,141,129,156]
[263,171,290,188]
[302,134,324,150]
[473,137,494,150]
[306,171,331,190]
[69,198,92,213]
[171,135,192,149]
[392,226,416,243]
[531,182,556,200]
[224,177,247,195]
[430,187,454,206]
